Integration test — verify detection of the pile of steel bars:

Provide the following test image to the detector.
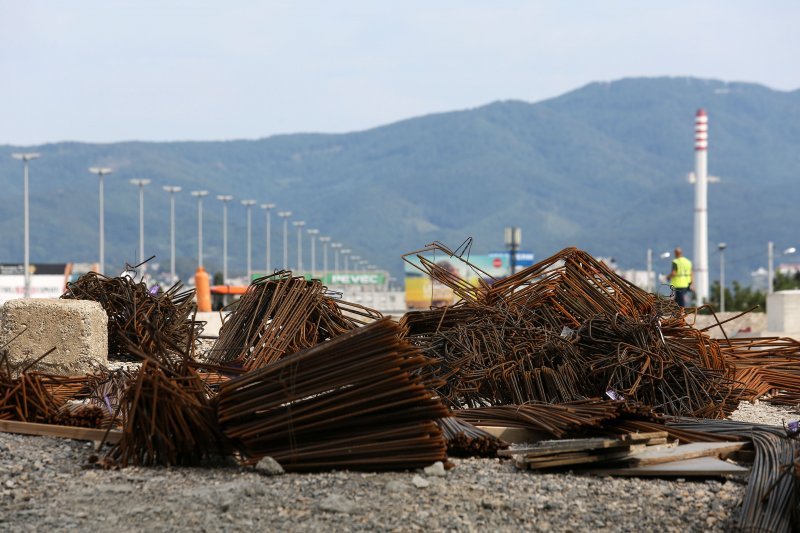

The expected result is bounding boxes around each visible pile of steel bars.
[215,318,449,471]
[61,265,202,360]
[454,400,661,439]
[436,417,508,457]
[669,419,800,533]
[720,336,800,406]
[105,360,225,467]
[207,271,382,371]
[401,245,748,418]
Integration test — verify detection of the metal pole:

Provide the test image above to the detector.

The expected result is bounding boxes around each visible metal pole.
[720,247,726,313]
[332,243,341,274]
[278,211,291,270]
[319,236,330,277]
[308,229,319,277]
[163,186,181,283]
[216,195,233,285]
[261,203,276,273]
[646,248,653,293]
[191,191,208,269]
[12,153,40,297]
[293,221,306,272]
[89,168,112,275]
[24,159,29,297]
[130,179,151,268]
[241,200,256,281]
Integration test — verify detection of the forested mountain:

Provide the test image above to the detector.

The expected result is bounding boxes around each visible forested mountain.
[1,77,797,283]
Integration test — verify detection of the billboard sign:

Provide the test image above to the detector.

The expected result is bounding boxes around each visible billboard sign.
[404,252,534,309]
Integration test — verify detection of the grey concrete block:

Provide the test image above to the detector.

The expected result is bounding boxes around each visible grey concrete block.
[1,299,108,376]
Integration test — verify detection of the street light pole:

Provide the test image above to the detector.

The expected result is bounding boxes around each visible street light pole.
[190,191,208,269]
[163,186,182,283]
[216,195,233,285]
[646,248,653,293]
[293,220,306,272]
[260,203,276,274]
[340,249,351,274]
[319,236,331,276]
[89,167,112,275]
[769,242,798,294]
[718,243,727,313]
[130,179,151,268]
[278,211,292,270]
[12,153,40,297]
[331,243,342,274]
[241,200,256,281]
[307,229,319,277]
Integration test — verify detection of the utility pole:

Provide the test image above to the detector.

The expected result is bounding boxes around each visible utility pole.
[89,167,112,275]
[163,186,182,283]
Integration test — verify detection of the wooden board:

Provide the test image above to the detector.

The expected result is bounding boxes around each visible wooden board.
[588,456,750,477]
[499,435,669,458]
[0,419,122,444]
[625,441,748,466]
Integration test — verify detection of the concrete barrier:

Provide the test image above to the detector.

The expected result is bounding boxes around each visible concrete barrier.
[1,299,108,376]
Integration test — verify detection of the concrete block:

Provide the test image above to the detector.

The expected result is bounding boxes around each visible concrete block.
[1,299,108,376]
[767,290,800,335]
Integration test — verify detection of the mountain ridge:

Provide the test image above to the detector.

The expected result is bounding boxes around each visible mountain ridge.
[0,76,797,285]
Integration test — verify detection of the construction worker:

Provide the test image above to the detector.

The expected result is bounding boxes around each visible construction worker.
[666,247,693,307]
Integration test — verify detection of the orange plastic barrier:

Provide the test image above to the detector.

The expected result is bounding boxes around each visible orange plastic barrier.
[195,267,212,311]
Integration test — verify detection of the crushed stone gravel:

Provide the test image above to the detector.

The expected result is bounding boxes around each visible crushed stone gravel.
[3,398,792,531]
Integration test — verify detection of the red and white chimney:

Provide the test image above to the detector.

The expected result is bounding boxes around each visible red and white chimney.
[693,109,709,305]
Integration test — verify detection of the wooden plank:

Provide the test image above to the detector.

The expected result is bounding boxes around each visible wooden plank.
[523,447,643,469]
[0,419,122,444]
[588,456,750,477]
[500,437,637,458]
[476,426,550,445]
[625,441,748,466]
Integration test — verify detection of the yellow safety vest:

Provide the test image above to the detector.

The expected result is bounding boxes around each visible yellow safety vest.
[671,257,693,289]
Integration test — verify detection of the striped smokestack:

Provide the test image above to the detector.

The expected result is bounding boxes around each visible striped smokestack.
[693,109,709,305]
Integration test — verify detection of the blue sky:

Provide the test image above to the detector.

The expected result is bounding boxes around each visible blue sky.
[2,1,798,145]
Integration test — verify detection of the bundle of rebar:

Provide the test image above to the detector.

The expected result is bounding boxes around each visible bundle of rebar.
[454,400,661,439]
[104,360,225,467]
[207,271,382,371]
[436,417,508,457]
[0,371,62,423]
[669,419,800,533]
[216,318,449,471]
[720,336,800,406]
[61,263,202,360]
[401,244,747,418]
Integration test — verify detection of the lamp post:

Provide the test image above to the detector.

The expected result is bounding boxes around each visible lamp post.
[717,243,727,313]
[163,186,182,283]
[340,248,351,274]
[768,241,798,294]
[216,195,233,285]
[319,236,331,276]
[241,199,256,281]
[190,191,208,269]
[349,255,360,274]
[130,179,151,268]
[646,249,672,293]
[260,203,276,273]
[278,211,292,270]
[89,167,112,275]
[504,226,521,275]
[293,220,306,272]
[331,243,342,274]
[307,229,319,277]
[11,153,40,297]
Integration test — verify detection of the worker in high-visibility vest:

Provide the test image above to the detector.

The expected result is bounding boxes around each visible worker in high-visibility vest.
[666,247,693,307]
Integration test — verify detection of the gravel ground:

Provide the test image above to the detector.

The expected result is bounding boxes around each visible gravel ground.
[2,400,793,532]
